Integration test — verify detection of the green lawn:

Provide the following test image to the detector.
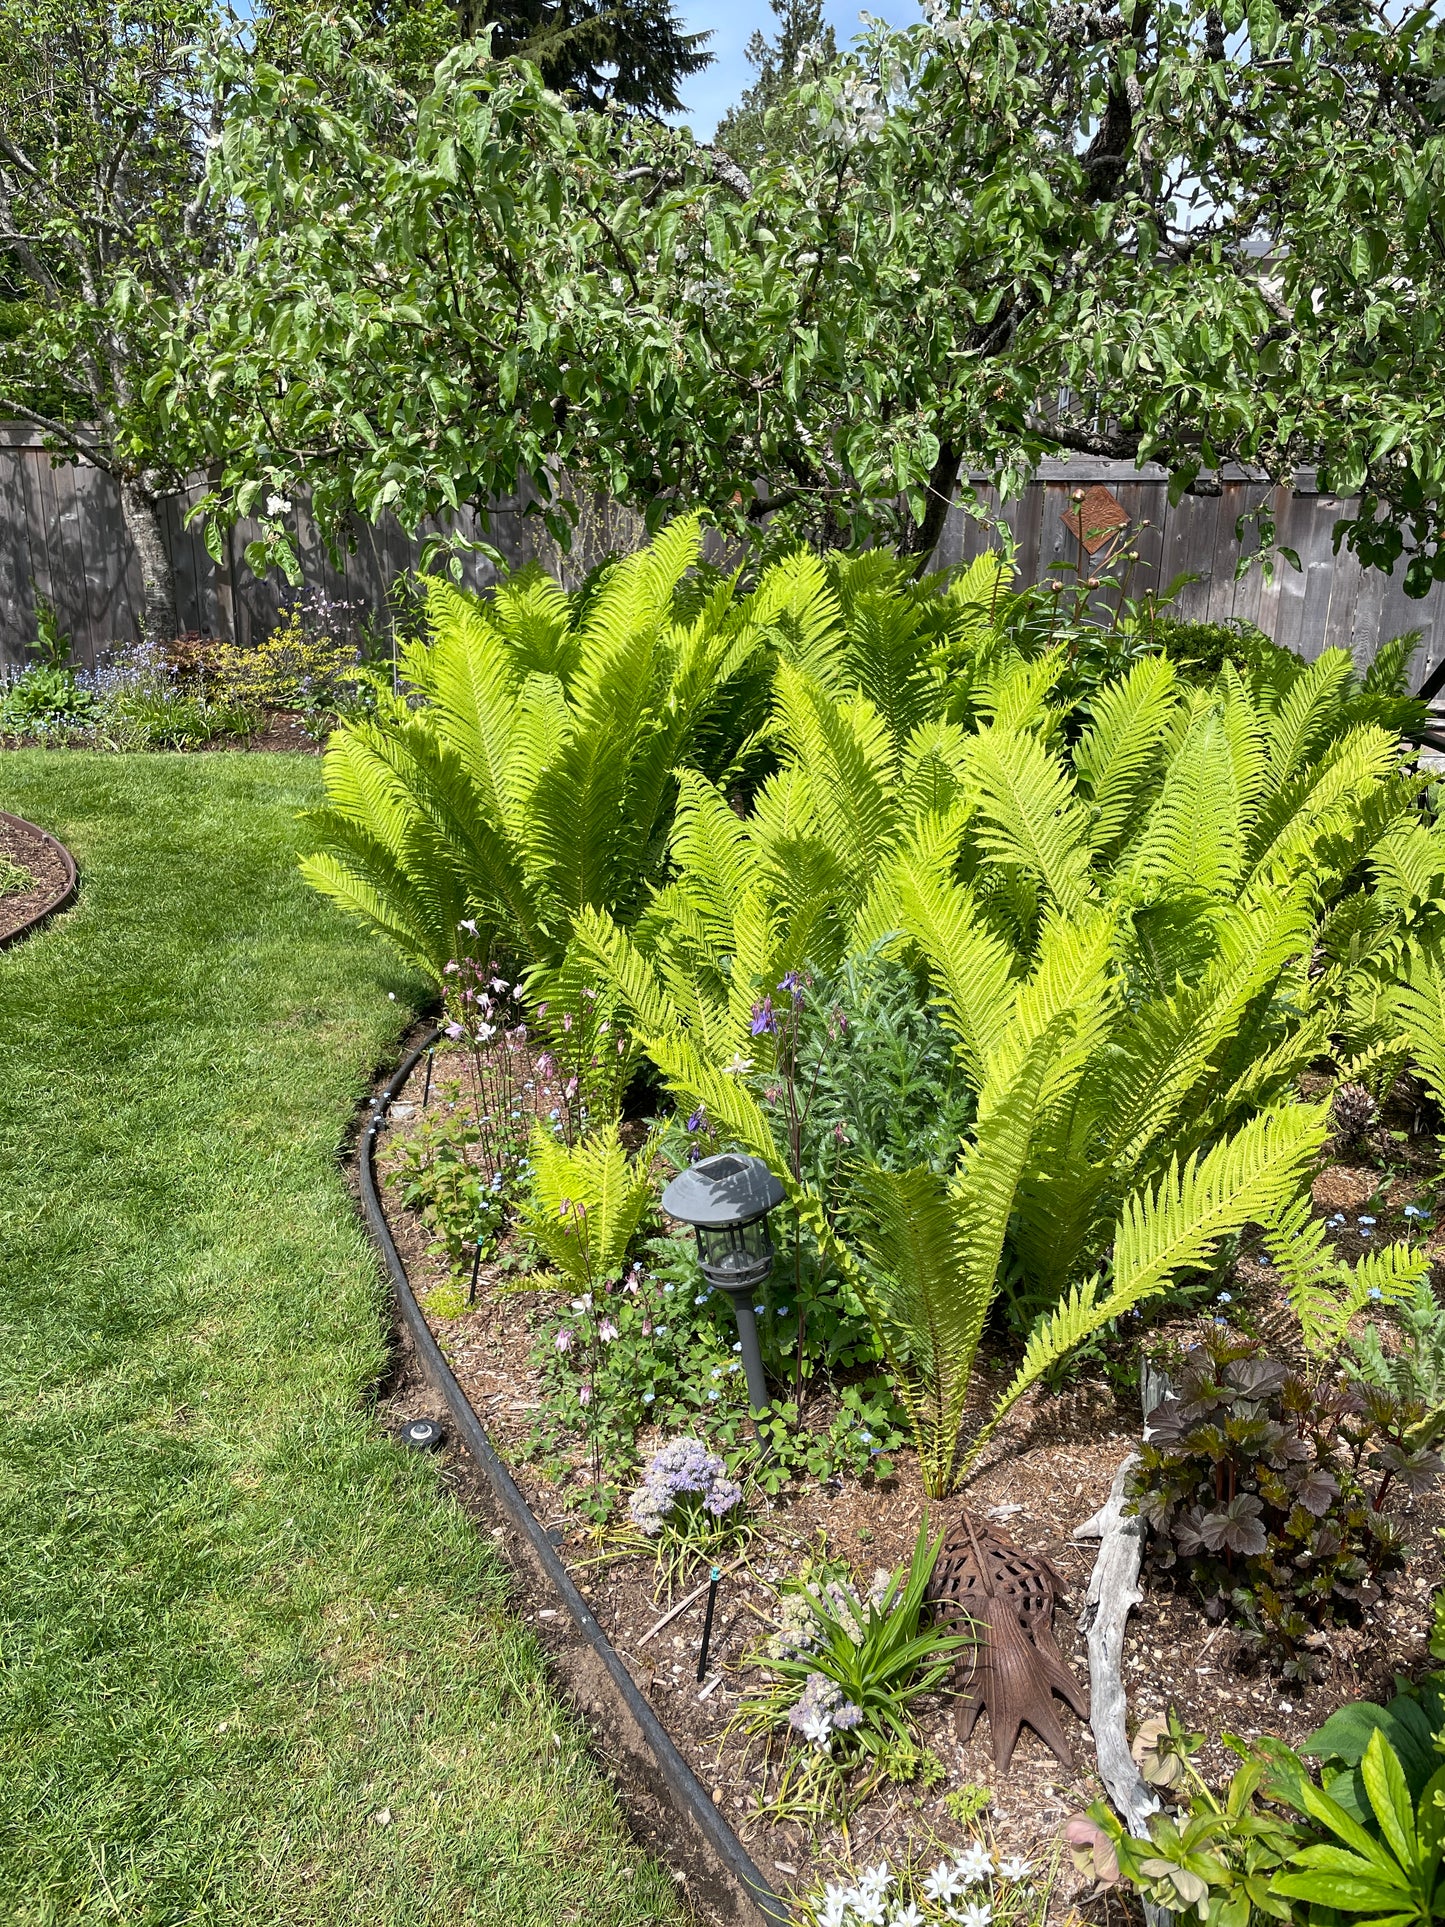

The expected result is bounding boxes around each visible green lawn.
[0,751,681,1927]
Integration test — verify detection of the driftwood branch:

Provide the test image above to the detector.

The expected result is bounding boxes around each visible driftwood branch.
[1075,1364,1175,1927]
[1075,1454,1158,1836]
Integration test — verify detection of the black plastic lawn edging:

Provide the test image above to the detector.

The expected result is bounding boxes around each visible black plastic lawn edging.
[0,810,77,950]
[358,1028,790,1927]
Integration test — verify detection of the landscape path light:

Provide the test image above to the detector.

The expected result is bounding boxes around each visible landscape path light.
[660,1152,784,1414]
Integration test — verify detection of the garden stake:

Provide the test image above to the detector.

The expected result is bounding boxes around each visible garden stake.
[696,1566,720,1682]
[422,1048,434,1109]
[468,1239,483,1305]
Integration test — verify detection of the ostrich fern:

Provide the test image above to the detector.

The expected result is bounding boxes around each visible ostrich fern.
[299,521,990,986]
[578,649,1435,1492]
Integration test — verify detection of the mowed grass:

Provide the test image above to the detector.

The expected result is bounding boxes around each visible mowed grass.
[0,751,682,1927]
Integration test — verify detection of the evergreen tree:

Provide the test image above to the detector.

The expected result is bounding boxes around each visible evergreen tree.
[461,0,711,115]
[715,0,836,167]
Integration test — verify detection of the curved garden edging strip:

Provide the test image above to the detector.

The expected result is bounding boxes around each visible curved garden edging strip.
[359,1028,790,1927]
[0,811,78,950]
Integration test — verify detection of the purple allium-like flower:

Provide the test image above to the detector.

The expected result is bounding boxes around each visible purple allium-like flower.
[627,1435,743,1536]
[750,998,778,1036]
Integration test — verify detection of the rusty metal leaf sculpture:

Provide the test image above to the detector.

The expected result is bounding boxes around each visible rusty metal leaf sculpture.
[1061,483,1129,556]
[926,1509,1088,1772]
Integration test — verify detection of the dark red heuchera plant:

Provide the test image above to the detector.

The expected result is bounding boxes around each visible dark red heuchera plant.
[1130,1333,1443,1679]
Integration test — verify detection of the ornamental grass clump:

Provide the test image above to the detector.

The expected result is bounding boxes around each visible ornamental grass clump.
[740,1523,966,1792]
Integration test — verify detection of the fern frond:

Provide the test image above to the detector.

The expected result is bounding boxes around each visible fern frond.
[1072,654,1177,853]
[523,1121,653,1295]
[1261,648,1355,792]
[773,663,900,899]
[967,727,1094,916]
[965,1101,1328,1469]
[1261,1195,1426,1355]
[891,857,1019,1087]
[1381,941,1445,1112]
[1118,706,1242,900]
[854,1166,977,1499]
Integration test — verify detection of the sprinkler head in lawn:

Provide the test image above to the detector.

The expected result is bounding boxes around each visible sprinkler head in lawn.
[399,1417,445,1451]
[660,1152,783,1413]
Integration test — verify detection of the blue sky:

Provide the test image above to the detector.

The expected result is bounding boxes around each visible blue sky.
[672,0,921,139]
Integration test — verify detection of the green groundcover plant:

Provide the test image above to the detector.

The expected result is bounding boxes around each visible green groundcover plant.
[1096,1615,1445,1927]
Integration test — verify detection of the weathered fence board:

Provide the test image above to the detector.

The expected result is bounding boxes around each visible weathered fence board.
[4,426,1445,688]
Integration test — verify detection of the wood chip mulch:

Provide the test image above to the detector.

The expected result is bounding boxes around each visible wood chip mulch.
[0,812,73,943]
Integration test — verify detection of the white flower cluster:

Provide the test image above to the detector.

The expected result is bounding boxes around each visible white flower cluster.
[919,0,969,42]
[809,1849,1033,1927]
[813,69,887,148]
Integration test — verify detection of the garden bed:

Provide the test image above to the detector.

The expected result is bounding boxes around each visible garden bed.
[370,1041,1445,1922]
[0,809,76,944]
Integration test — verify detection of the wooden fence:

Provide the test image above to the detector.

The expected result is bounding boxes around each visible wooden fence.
[4,424,1444,686]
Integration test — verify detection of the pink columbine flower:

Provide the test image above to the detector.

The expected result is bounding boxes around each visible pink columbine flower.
[598,1319,619,1343]
[578,1384,592,1407]
[562,1012,573,1032]
[555,1328,573,1353]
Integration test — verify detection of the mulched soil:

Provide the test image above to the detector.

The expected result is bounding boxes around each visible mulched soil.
[372,1047,1445,1921]
[0,812,72,942]
[225,711,325,755]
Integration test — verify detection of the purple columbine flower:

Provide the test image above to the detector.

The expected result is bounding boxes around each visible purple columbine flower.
[687,1106,708,1133]
[750,998,778,1036]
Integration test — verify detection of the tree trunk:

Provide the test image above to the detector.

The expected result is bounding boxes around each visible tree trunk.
[900,436,961,574]
[120,478,179,649]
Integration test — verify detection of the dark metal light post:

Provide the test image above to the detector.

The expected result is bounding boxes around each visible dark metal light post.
[660,1153,783,1413]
